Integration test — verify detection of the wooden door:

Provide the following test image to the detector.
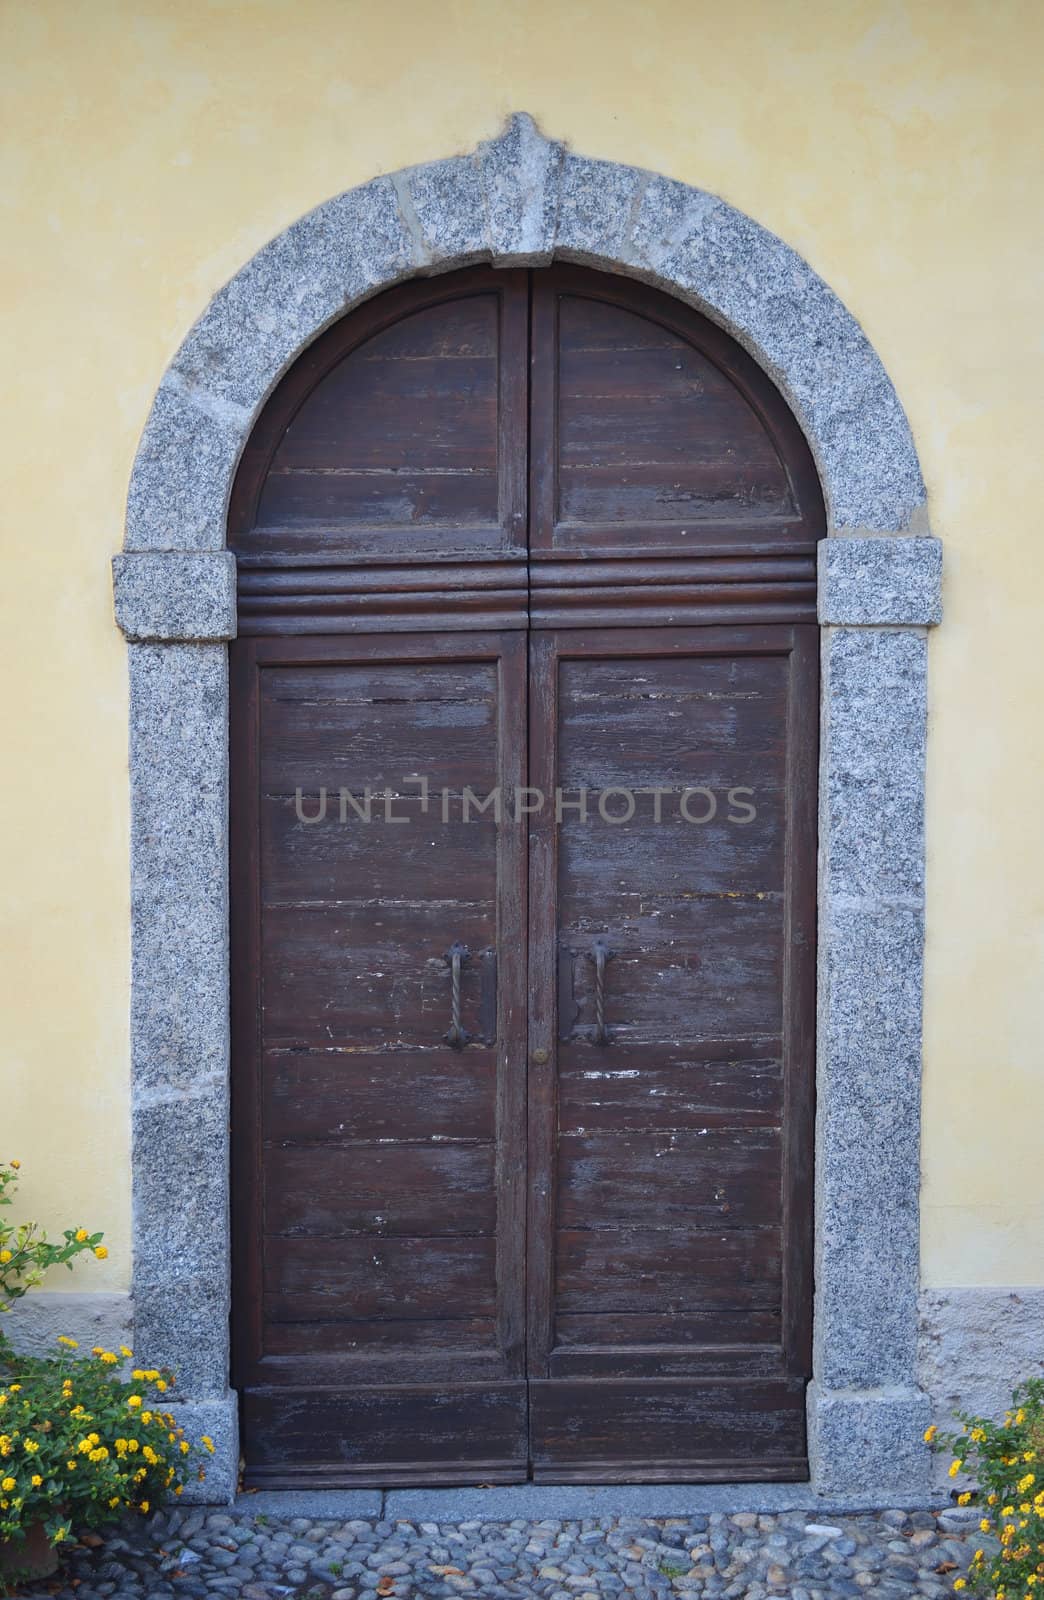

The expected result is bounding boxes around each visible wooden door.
[230,263,824,1485]
[232,632,529,1484]
[526,626,817,1480]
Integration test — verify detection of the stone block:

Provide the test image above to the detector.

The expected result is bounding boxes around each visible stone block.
[477,112,563,265]
[819,538,942,626]
[113,551,236,642]
[820,626,928,902]
[808,1383,932,1498]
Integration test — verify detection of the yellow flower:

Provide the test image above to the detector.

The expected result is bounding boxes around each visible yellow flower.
[155,1379,168,1393]
[108,1495,120,1508]
[132,1370,145,1382]
[66,1460,76,1470]
[127,1395,142,1409]
[923,1425,937,1444]
[9,1161,19,1170]
[980,1517,991,1532]
[1017,1409,1027,1424]
[953,1582,965,1593]
[957,1492,971,1506]
[120,1345,133,1359]
[201,1435,215,1454]
[0,1251,11,1265]
[174,1484,183,1496]
[179,1440,190,1455]
[56,1336,78,1349]
[1002,1505,1014,1516]
[970,1427,986,1442]
[988,1493,998,1504]
[949,1458,963,1478]
[1,1478,14,1492]
[144,1370,160,1382]
[99,1351,118,1365]
[1019,1472,1036,1492]
[1025,1450,1037,1462]
[30,1474,42,1487]
[8,1385,19,1393]
[23,1439,39,1454]
[126,1439,139,1454]
[142,1411,153,1425]
[76,1231,90,1243]
[140,1499,150,1513]
[93,1245,108,1260]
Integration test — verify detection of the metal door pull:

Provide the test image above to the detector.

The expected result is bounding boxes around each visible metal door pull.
[444,942,470,1049]
[590,936,613,1045]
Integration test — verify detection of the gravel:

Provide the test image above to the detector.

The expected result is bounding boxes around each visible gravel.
[20,1506,988,1598]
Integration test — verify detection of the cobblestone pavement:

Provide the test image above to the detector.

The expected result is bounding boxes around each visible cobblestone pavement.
[17,1504,989,1600]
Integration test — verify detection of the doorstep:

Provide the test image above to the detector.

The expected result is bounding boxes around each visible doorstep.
[234,1482,942,1521]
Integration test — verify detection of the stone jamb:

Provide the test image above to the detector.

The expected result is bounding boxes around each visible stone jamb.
[113,113,941,1503]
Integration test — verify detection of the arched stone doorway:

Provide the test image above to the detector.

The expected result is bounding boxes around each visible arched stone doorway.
[112,115,941,1501]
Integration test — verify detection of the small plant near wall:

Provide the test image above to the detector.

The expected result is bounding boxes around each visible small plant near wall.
[926,1379,1044,1598]
[0,1159,213,1589]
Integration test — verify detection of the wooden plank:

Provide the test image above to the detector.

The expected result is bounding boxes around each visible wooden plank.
[263,1048,496,1142]
[263,1234,497,1322]
[556,1128,782,1232]
[265,1142,497,1237]
[557,1042,783,1132]
[260,659,499,795]
[261,796,498,907]
[555,1227,782,1314]
[241,1382,529,1475]
[528,1378,807,1473]
[260,903,496,1046]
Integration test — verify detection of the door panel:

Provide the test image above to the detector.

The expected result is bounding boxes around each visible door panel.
[232,632,528,1486]
[526,626,816,1480]
[529,269,823,559]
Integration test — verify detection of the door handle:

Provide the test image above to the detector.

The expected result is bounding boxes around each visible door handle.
[590,936,613,1046]
[444,942,470,1049]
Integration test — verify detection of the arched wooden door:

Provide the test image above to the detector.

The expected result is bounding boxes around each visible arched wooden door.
[229,265,824,1487]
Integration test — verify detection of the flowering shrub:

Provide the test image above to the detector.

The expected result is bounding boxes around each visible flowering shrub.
[0,1160,212,1573]
[927,1377,1044,1597]
[0,1159,106,1316]
[0,1341,212,1554]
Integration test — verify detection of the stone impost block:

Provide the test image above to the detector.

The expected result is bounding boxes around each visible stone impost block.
[819,537,942,626]
[808,1382,933,1498]
[113,551,236,642]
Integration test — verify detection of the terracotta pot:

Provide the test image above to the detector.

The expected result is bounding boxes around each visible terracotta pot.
[0,1520,59,1585]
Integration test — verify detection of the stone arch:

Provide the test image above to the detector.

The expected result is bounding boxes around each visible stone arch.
[112,114,941,1504]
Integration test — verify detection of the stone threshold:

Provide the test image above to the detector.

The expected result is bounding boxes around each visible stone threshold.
[236,1483,947,1523]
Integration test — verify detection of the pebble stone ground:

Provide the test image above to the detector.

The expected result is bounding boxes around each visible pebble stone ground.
[19,1505,988,1600]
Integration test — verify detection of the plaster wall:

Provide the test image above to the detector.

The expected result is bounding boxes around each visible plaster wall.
[1,0,1042,1307]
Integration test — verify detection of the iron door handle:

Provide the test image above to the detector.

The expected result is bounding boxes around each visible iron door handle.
[445,942,470,1049]
[443,944,497,1048]
[590,936,613,1046]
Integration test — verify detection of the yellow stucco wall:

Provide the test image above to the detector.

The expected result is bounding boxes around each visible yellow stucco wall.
[2,0,1042,1298]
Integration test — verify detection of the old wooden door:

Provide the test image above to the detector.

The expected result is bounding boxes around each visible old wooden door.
[230,265,823,1486]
